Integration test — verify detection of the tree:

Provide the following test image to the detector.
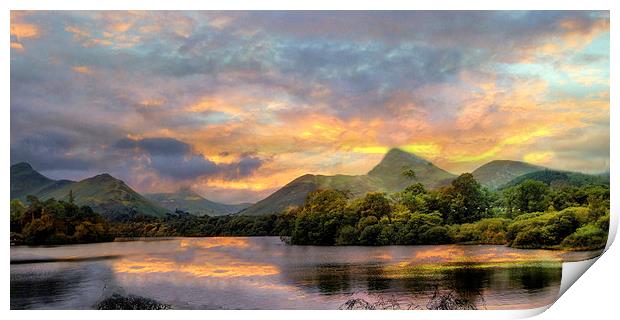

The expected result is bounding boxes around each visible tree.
[10,199,27,233]
[440,173,491,224]
[402,167,417,180]
[350,192,391,218]
[503,180,550,217]
[290,189,348,245]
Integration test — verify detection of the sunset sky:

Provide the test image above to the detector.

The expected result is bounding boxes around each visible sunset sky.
[10,11,610,203]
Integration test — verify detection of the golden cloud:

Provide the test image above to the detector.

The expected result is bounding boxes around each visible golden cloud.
[71,66,92,74]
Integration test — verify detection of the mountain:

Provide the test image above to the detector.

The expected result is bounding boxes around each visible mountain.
[42,173,168,218]
[500,169,610,190]
[240,148,456,216]
[10,163,168,218]
[368,148,456,190]
[10,162,73,201]
[472,160,545,190]
[146,187,251,216]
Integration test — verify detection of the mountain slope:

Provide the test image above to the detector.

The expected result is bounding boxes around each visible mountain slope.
[472,160,545,190]
[501,169,610,190]
[146,187,251,216]
[10,162,73,201]
[368,148,456,190]
[240,148,457,216]
[41,173,168,218]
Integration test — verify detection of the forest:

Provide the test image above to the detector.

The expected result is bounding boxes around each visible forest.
[10,173,609,250]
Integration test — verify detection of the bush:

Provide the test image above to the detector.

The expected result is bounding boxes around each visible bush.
[336,225,358,245]
[421,226,450,244]
[506,207,584,249]
[561,224,607,250]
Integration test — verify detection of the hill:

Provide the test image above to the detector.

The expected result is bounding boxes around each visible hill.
[10,162,73,201]
[500,169,610,190]
[239,148,456,216]
[146,187,251,216]
[368,148,456,190]
[11,163,168,219]
[472,160,545,190]
[42,173,168,218]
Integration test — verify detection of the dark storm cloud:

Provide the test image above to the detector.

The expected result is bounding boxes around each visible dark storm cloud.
[115,137,191,156]
[114,137,263,181]
[10,130,95,172]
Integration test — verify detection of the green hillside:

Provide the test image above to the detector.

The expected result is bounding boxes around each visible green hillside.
[42,173,168,218]
[472,160,545,190]
[368,148,456,190]
[240,148,457,216]
[146,187,251,216]
[501,169,610,190]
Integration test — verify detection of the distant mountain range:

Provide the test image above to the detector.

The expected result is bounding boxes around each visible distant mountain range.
[239,148,456,216]
[239,148,609,216]
[145,187,251,216]
[11,148,609,218]
[10,162,248,218]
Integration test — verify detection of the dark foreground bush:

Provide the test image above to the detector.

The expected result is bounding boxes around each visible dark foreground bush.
[338,288,481,310]
[95,293,171,310]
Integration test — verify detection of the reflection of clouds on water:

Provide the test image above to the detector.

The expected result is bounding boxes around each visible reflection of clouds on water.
[11,237,592,309]
[113,256,279,278]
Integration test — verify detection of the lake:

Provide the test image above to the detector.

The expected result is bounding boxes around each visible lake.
[10,237,601,310]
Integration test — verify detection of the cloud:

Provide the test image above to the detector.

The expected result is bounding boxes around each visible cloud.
[114,137,264,181]
[9,11,609,202]
[71,66,92,74]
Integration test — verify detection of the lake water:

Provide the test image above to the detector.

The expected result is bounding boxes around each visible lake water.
[10,237,601,310]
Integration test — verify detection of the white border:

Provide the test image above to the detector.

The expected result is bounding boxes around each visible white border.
[2,1,616,320]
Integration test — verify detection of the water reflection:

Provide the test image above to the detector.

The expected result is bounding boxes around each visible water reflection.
[10,237,598,310]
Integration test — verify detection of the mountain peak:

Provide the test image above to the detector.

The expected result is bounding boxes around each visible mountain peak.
[368,148,431,177]
[85,173,125,185]
[11,162,34,172]
[94,173,114,179]
[383,148,429,163]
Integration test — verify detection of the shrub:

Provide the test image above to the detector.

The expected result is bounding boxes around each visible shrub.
[561,224,607,250]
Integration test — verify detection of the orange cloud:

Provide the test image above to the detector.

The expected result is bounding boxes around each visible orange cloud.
[72,66,92,74]
[10,42,24,50]
[11,23,39,38]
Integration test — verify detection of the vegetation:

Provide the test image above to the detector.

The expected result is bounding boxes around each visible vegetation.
[287,174,609,250]
[501,169,610,190]
[10,168,609,251]
[10,196,114,245]
[96,293,171,310]
[109,209,293,238]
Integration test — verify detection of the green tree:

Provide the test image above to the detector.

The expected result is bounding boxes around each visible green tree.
[10,199,26,232]
[440,173,491,224]
[503,180,550,217]
[402,167,417,180]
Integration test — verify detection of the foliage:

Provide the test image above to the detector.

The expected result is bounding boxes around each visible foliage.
[501,169,609,190]
[12,196,113,245]
[449,218,511,244]
[502,180,550,217]
[436,173,492,224]
[286,175,608,250]
[10,173,609,252]
[560,223,608,250]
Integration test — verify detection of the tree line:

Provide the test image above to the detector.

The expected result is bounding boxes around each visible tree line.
[10,195,114,245]
[287,173,609,250]
[10,172,609,250]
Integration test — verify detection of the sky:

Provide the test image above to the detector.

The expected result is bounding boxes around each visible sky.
[10,11,610,204]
